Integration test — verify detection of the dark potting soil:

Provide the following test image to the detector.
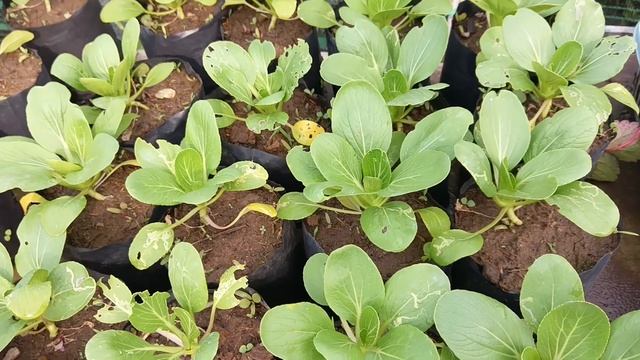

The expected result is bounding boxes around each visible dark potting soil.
[221,89,323,157]
[452,10,488,54]
[124,64,202,141]
[149,1,217,36]
[172,188,283,283]
[41,153,154,249]
[0,50,41,98]
[222,5,313,56]
[456,188,619,293]
[5,0,86,28]
[305,194,430,280]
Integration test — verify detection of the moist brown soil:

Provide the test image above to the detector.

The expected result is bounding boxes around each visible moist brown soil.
[452,10,488,54]
[221,89,323,157]
[5,0,86,28]
[305,194,431,280]
[124,63,202,141]
[457,188,619,293]
[0,51,41,98]
[148,1,217,36]
[41,152,154,249]
[0,295,126,360]
[172,188,283,283]
[222,5,313,56]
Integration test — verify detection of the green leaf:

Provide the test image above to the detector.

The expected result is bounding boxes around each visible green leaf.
[174,148,207,191]
[100,0,146,22]
[260,303,334,360]
[516,149,591,188]
[561,84,612,124]
[272,0,296,19]
[0,244,12,282]
[545,181,619,237]
[303,253,328,306]
[206,99,236,128]
[589,153,620,182]
[212,262,249,310]
[15,205,65,277]
[168,242,208,314]
[434,290,534,360]
[95,276,133,324]
[381,263,449,331]
[537,302,610,360]
[324,244,384,324]
[378,149,450,198]
[521,347,541,360]
[92,98,128,138]
[221,161,268,191]
[82,34,120,80]
[387,86,440,106]
[372,324,439,360]
[26,82,75,157]
[0,30,33,54]
[454,141,497,198]
[602,310,640,360]
[552,0,604,54]
[387,131,405,166]
[174,307,198,345]
[129,291,172,333]
[203,41,257,104]
[336,18,388,72]
[121,19,140,67]
[331,81,392,158]
[128,222,174,270]
[182,100,222,174]
[0,141,59,193]
[143,62,175,88]
[401,107,473,160]
[397,15,448,86]
[411,0,453,16]
[314,329,364,359]
[44,262,95,321]
[79,77,116,97]
[51,53,87,91]
[286,146,325,186]
[63,106,93,164]
[479,91,530,169]
[571,36,636,85]
[361,202,418,253]
[358,306,380,346]
[548,41,583,78]
[134,138,181,172]
[382,26,400,68]
[63,133,119,186]
[601,82,640,114]
[382,69,409,101]
[194,332,220,360]
[85,330,155,360]
[362,149,392,190]
[427,229,484,266]
[310,133,362,188]
[276,192,319,220]
[278,40,313,98]
[245,111,289,132]
[417,207,451,238]
[125,168,184,206]
[520,254,584,331]
[0,307,25,351]
[533,62,567,99]
[503,9,555,71]
[320,53,384,91]
[6,279,51,320]
[298,0,338,28]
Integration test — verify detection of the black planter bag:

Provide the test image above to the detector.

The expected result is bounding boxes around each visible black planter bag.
[439,1,482,112]
[4,0,116,69]
[450,180,620,314]
[140,3,224,92]
[0,50,49,137]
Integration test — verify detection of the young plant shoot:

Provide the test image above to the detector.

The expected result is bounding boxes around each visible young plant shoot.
[476,0,639,126]
[224,0,298,30]
[469,0,567,27]
[276,81,471,252]
[0,29,34,60]
[0,240,96,351]
[101,0,217,28]
[51,19,175,138]
[85,243,255,359]
[320,16,449,128]
[125,100,276,270]
[434,254,640,360]
[203,38,323,147]
[422,90,620,266]
[297,0,452,31]
[260,244,450,359]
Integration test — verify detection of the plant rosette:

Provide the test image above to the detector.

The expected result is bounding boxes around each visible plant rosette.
[423,90,621,272]
[85,242,271,359]
[276,80,471,253]
[435,254,640,360]
[260,244,451,359]
[476,0,639,128]
[124,100,278,271]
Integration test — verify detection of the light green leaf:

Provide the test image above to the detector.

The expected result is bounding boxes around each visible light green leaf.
[121,19,140,67]
[379,149,450,197]
[63,106,93,164]
[182,100,221,174]
[417,207,451,238]
[358,306,380,346]
[362,149,392,190]
[272,0,296,19]
[173,307,198,346]
[311,133,362,188]
[276,192,319,220]
[0,141,59,193]
[503,9,555,71]
[194,332,220,360]
[125,168,185,206]
[85,330,155,360]
[411,0,453,16]
[168,242,208,314]
[382,69,409,101]
[298,0,339,28]
[0,244,12,282]
[560,83,611,124]
[387,86,439,106]
[203,41,257,104]
[314,329,364,359]
[134,138,181,172]
[63,133,119,186]
[398,15,448,86]
[100,0,146,22]
[517,149,591,187]
[571,36,636,85]
[552,0,604,54]
[143,62,175,88]
[26,82,75,157]
[128,222,174,270]
[320,53,384,91]
[0,30,33,54]
[278,39,313,98]
[533,62,567,99]
[6,280,51,320]
[221,161,268,191]
[15,205,65,277]
[82,34,120,80]
[51,53,87,91]
[174,148,207,191]
[206,99,236,128]
[245,111,289,133]
[303,253,328,306]
[286,146,325,186]
[427,229,484,266]
[602,310,640,360]
[336,18,388,72]
[129,291,172,333]
[548,41,583,78]
[521,347,541,360]
[371,324,439,360]
[454,141,497,197]
[95,276,133,324]
[601,82,639,114]
[212,262,248,310]
[361,202,418,253]
[44,262,96,321]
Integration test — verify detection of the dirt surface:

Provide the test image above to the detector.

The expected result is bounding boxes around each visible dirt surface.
[172,188,283,283]
[148,1,217,35]
[41,152,153,249]
[125,63,201,141]
[222,5,313,56]
[452,10,487,54]
[0,50,41,98]
[5,0,86,28]
[221,89,323,157]
[457,188,619,293]
[305,194,431,280]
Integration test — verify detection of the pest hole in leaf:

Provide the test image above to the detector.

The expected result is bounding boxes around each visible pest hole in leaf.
[381,226,388,234]
[136,252,142,260]
[24,241,29,246]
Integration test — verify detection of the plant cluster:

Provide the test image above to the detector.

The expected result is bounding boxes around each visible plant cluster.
[101,0,217,29]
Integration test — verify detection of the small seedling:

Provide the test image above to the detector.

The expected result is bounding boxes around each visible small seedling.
[0,30,34,63]
[224,0,298,30]
[101,0,217,30]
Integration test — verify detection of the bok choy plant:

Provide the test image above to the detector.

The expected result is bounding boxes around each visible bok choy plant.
[421,90,619,266]
[434,254,640,360]
[297,0,452,30]
[51,19,175,138]
[223,0,299,30]
[101,0,217,26]
[124,100,276,270]
[476,0,639,126]
[202,38,323,146]
[86,243,255,359]
[260,244,450,359]
[320,16,449,128]
[276,81,471,252]
[0,239,96,351]
[469,0,567,27]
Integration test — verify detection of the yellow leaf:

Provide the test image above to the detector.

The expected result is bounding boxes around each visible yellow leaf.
[19,193,47,214]
[242,203,277,218]
[292,120,325,146]
[0,30,34,55]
